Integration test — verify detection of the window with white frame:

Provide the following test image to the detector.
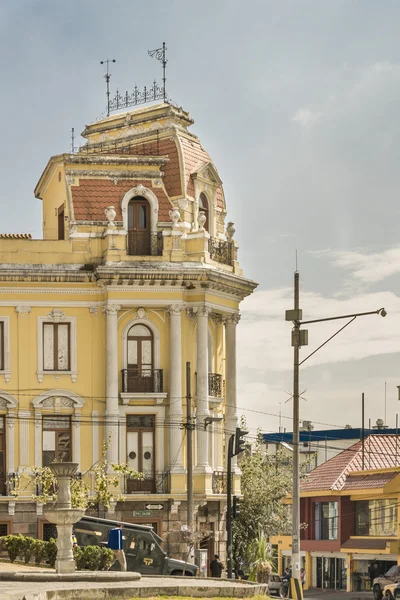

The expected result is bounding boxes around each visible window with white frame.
[42,415,71,466]
[43,323,70,371]
[37,312,77,382]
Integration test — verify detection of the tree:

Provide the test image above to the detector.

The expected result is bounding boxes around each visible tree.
[11,439,141,510]
[232,431,311,573]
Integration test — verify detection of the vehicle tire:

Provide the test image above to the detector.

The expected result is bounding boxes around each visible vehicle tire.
[385,591,393,600]
[374,585,383,600]
[393,590,400,600]
[184,571,194,576]
[171,570,183,576]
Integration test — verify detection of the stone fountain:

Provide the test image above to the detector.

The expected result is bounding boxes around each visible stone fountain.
[44,462,85,574]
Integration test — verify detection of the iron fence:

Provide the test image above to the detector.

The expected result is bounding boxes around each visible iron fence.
[125,470,170,494]
[122,369,163,393]
[208,238,234,266]
[208,373,223,397]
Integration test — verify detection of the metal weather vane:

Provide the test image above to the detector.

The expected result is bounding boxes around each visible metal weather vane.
[105,43,167,115]
[100,58,116,117]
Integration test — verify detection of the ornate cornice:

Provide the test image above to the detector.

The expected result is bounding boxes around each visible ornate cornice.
[67,155,168,167]
[65,169,163,180]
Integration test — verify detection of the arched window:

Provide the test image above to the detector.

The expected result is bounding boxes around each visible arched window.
[127,197,151,255]
[126,324,154,392]
[199,193,209,231]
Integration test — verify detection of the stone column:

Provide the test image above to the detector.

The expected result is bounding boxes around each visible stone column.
[7,412,15,474]
[195,305,211,471]
[18,410,31,470]
[225,313,240,476]
[103,304,121,464]
[72,412,81,471]
[225,313,240,436]
[167,305,184,472]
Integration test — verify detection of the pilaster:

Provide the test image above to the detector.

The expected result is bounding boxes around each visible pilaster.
[103,304,121,464]
[195,305,212,478]
[18,410,31,470]
[166,305,185,478]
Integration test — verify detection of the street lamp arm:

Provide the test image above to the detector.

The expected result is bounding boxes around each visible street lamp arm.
[299,308,386,326]
[299,316,356,366]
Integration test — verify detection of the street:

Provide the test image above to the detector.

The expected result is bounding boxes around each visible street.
[305,590,373,600]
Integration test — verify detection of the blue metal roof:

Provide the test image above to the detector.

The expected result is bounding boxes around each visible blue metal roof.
[263,428,398,444]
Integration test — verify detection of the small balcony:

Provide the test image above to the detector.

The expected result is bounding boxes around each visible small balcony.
[125,471,170,494]
[208,237,234,266]
[122,369,164,393]
[127,231,163,256]
[208,373,223,397]
[212,471,227,494]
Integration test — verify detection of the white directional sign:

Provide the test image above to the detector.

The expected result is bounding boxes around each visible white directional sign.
[145,503,164,510]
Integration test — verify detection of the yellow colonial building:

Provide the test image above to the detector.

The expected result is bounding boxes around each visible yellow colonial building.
[0,102,256,559]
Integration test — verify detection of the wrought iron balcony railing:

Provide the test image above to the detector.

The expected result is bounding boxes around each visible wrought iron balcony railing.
[127,231,163,256]
[125,471,170,494]
[122,369,163,393]
[212,471,227,494]
[208,373,223,397]
[208,237,234,266]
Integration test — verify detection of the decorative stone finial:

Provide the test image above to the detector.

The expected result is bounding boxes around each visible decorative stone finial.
[198,211,207,231]
[105,206,116,226]
[226,222,235,241]
[169,208,180,227]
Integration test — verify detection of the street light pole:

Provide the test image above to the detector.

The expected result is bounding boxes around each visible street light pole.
[292,272,301,581]
[286,271,387,588]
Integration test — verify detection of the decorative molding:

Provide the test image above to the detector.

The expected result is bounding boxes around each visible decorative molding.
[186,307,198,319]
[65,169,162,180]
[89,305,99,315]
[32,389,85,410]
[65,174,76,186]
[68,155,167,167]
[225,313,240,325]
[102,304,121,317]
[122,314,161,370]
[15,306,31,316]
[46,309,66,322]
[166,304,186,317]
[8,501,15,516]
[197,305,212,318]
[36,503,43,516]
[170,500,181,515]
[36,315,77,383]
[120,185,159,234]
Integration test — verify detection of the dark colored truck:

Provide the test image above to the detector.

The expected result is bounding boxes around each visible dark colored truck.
[74,515,198,576]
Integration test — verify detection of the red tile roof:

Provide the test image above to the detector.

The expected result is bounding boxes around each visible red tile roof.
[341,538,390,550]
[342,472,398,490]
[72,179,171,221]
[301,435,400,492]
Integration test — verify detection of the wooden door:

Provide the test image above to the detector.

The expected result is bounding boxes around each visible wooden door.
[128,198,150,255]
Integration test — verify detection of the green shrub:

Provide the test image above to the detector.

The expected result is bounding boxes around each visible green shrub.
[23,536,36,564]
[98,547,114,571]
[73,544,84,570]
[46,538,58,568]
[32,539,47,565]
[1,534,26,562]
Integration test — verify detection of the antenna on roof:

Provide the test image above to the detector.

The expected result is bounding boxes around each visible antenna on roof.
[100,59,116,117]
[148,42,167,102]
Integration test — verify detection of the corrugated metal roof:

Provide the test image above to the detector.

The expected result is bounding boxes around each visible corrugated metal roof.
[301,435,400,492]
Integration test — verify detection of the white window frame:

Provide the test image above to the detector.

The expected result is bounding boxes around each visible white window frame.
[0,318,10,383]
[37,312,77,383]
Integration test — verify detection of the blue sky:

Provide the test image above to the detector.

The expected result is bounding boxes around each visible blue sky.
[2,0,400,434]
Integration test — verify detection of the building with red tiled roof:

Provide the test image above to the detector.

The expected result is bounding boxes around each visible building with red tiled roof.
[0,101,257,565]
[271,435,400,593]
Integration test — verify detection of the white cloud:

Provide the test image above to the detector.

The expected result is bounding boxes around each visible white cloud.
[292,107,321,127]
[325,246,400,284]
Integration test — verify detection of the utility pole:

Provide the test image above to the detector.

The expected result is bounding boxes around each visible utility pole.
[226,434,234,579]
[292,271,301,581]
[286,269,386,593]
[361,393,365,469]
[186,362,193,536]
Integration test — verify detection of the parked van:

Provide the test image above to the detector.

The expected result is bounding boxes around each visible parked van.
[74,515,198,576]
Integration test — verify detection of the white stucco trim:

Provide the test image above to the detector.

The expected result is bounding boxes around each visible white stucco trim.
[0,317,11,383]
[121,185,159,234]
[32,389,85,468]
[0,391,17,474]
[118,404,166,472]
[37,314,77,383]
[122,316,161,370]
